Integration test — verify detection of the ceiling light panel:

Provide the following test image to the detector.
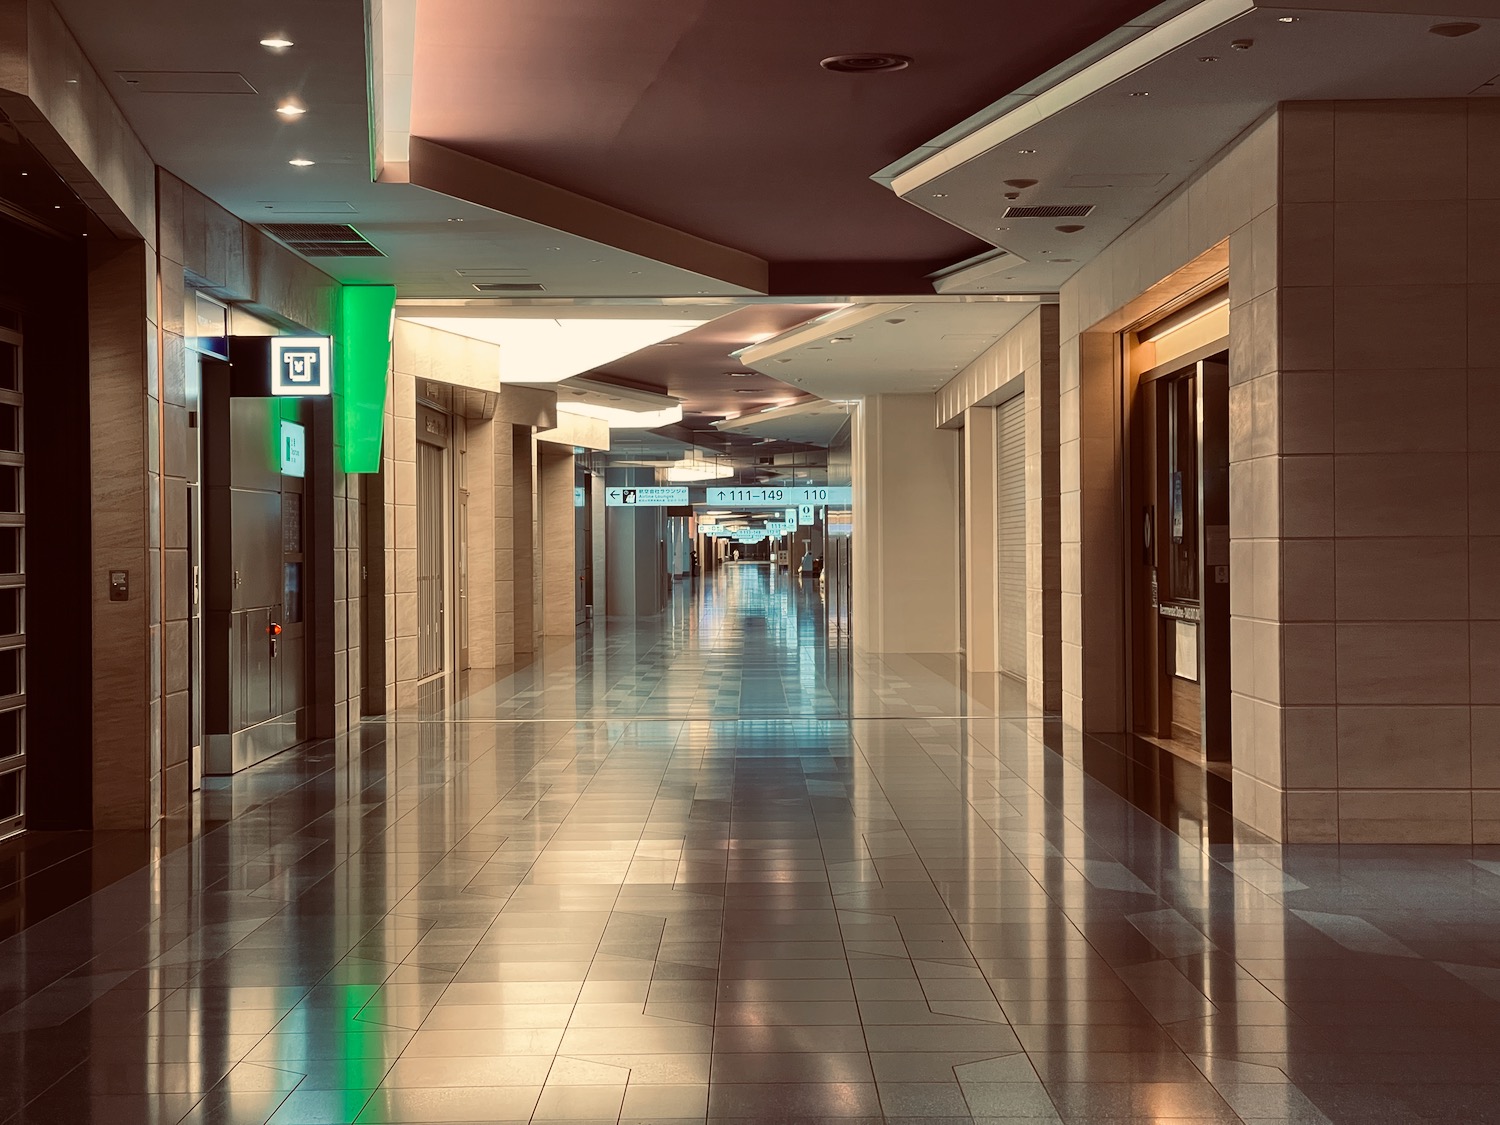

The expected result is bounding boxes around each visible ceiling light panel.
[405,316,710,384]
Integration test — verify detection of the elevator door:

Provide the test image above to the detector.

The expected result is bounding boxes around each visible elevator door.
[1130,353,1230,761]
[996,393,1027,682]
[416,437,446,680]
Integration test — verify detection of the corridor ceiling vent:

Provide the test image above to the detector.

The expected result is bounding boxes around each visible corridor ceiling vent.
[1001,204,1095,219]
[403,316,710,384]
[261,223,384,257]
[819,53,913,73]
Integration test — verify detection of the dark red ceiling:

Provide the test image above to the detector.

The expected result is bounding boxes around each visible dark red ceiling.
[410,0,1156,272]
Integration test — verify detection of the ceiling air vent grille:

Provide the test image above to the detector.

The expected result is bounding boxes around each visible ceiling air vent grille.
[472,282,546,293]
[260,222,384,257]
[1002,204,1095,218]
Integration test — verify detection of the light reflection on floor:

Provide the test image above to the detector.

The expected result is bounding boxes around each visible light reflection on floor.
[2,564,1499,1123]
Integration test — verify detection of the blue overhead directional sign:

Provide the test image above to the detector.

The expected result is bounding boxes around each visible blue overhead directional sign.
[706,486,850,506]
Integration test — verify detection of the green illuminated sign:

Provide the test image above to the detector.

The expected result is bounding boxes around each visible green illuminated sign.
[280,420,306,477]
[335,284,396,473]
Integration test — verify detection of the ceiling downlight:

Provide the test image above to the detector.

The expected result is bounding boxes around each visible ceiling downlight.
[820,53,912,73]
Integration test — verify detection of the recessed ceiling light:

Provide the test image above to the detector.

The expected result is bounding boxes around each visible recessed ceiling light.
[276,103,305,117]
[1199,55,1219,62]
[260,37,293,49]
[288,158,314,167]
[932,192,948,198]
[1017,149,1036,155]
[1277,15,1299,21]
[820,53,912,73]
[1129,91,1150,97]
[728,372,753,377]
[1429,20,1480,36]
[994,226,1009,231]
[829,336,854,343]
[446,217,464,223]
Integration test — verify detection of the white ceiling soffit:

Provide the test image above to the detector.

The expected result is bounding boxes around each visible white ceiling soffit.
[714,398,854,448]
[369,0,417,180]
[556,376,684,427]
[888,0,1500,294]
[402,313,713,384]
[734,298,1046,398]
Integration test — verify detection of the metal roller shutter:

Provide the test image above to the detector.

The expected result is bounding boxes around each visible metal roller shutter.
[997,394,1027,681]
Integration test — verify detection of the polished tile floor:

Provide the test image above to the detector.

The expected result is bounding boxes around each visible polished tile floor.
[5,564,1500,1123]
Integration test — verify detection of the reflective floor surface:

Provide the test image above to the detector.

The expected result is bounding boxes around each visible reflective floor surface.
[4,564,1500,1123]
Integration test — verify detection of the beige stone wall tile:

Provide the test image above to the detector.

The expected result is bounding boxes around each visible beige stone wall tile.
[1337,706,1470,789]
[1470,454,1500,535]
[1279,286,1334,370]
[1338,789,1471,844]
[1283,789,1339,843]
[1281,103,1335,204]
[1472,538,1500,620]
[1231,617,1254,698]
[1471,204,1500,284]
[1280,202,1334,287]
[1280,370,1334,455]
[1469,101,1500,199]
[1472,623,1500,705]
[1333,100,1467,202]
[1282,623,1335,706]
[1335,285,1467,371]
[1252,538,1282,620]
[1282,538,1335,622]
[1467,285,1500,366]
[1280,455,1332,538]
[1335,622,1469,704]
[1334,537,1469,622]
[1474,708,1500,786]
[1333,453,1467,537]
[1229,539,1254,618]
[1334,200,1467,287]
[1283,707,1338,789]
[1252,619,1282,704]
[1469,371,1500,452]
[1333,369,1466,453]
[1473,790,1500,845]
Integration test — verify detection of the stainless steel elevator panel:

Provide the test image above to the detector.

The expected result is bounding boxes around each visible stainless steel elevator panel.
[204,391,309,776]
[231,489,281,612]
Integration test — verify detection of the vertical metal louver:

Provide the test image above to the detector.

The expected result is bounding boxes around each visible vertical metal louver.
[997,393,1027,682]
[0,323,25,841]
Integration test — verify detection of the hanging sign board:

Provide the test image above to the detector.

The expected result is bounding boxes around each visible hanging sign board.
[270,336,332,396]
[705,486,851,506]
[605,486,690,506]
